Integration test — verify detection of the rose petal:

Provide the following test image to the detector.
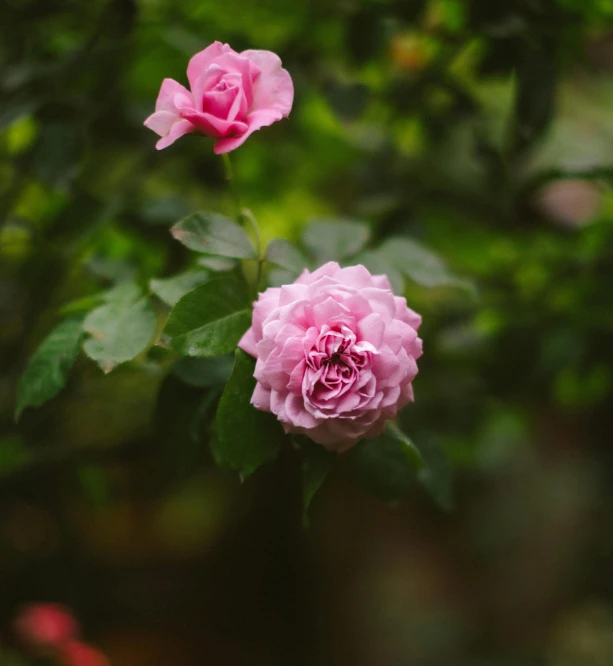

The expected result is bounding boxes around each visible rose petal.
[278,283,308,306]
[372,274,393,290]
[371,349,405,387]
[251,288,281,341]
[260,349,289,391]
[154,119,195,150]
[154,78,193,114]
[238,327,258,357]
[251,383,272,411]
[395,296,422,330]
[200,79,243,120]
[336,265,376,289]
[186,41,232,90]
[280,337,306,373]
[312,297,349,329]
[179,108,248,139]
[240,49,294,117]
[285,394,318,428]
[287,359,306,394]
[213,109,282,154]
[295,262,341,285]
[356,312,385,347]
[210,52,260,109]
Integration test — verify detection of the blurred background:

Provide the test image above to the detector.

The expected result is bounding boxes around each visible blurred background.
[2,0,613,664]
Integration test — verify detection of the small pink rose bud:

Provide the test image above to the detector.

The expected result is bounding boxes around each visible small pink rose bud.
[14,603,78,649]
[145,41,294,154]
[60,640,110,666]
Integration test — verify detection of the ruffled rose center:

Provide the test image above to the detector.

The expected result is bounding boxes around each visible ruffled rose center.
[303,324,376,417]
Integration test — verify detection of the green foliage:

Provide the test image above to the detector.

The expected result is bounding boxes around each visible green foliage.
[172,356,234,388]
[197,256,238,271]
[355,250,405,294]
[265,238,310,273]
[416,436,454,511]
[15,318,83,420]
[83,297,157,373]
[350,423,424,502]
[155,372,217,480]
[264,221,470,297]
[171,212,257,259]
[376,237,474,291]
[299,437,335,521]
[150,269,210,307]
[160,274,251,357]
[302,219,371,264]
[212,350,284,477]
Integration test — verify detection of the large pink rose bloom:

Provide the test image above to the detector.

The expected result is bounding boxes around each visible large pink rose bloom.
[144,41,293,154]
[239,262,423,451]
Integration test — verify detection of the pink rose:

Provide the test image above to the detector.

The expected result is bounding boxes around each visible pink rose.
[239,262,423,451]
[144,41,293,154]
[14,604,78,649]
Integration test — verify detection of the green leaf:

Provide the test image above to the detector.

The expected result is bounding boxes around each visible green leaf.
[141,195,191,226]
[60,293,106,316]
[212,350,284,477]
[350,422,424,502]
[302,219,371,263]
[355,249,404,294]
[160,274,252,358]
[299,437,335,521]
[150,269,210,307]
[378,237,473,291]
[172,355,234,388]
[268,268,302,288]
[15,318,84,420]
[265,239,310,273]
[82,297,157,373]
[59,280,142,316]
[171,212,257,259]
[417,436,454,511]
[197,255,237,271]
[100,280,143,305]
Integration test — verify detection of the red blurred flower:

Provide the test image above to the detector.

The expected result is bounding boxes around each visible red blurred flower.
[14,604,78,649]
[60,640,110,666]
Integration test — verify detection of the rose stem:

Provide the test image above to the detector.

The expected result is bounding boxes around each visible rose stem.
[221,153,264,296]
[221,152,242,220]
[240,207,264,294]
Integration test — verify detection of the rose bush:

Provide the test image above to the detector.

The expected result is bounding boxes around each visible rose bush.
[144,41,293,153]
[239,262,423,451]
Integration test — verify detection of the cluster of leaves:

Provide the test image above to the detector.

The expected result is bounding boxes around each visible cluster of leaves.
[16,211,470,515]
